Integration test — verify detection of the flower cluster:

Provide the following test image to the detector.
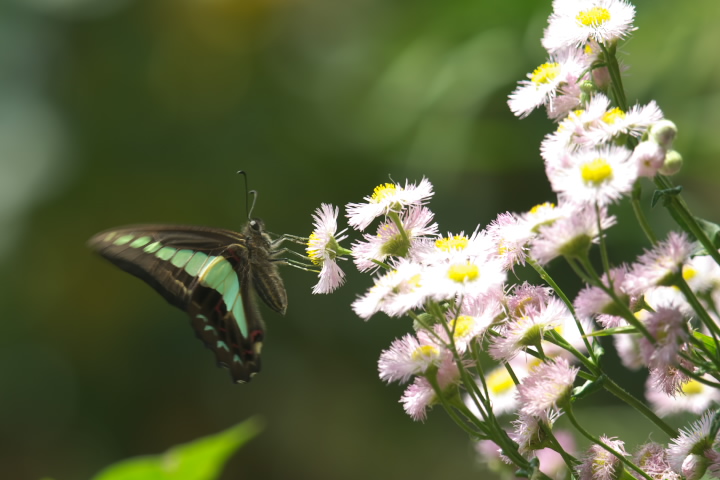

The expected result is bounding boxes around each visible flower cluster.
[296,1,720,479]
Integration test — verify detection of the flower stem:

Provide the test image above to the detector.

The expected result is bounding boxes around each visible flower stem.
[631,182,658,245]
[601,376,677,438]
[565,406,653,480]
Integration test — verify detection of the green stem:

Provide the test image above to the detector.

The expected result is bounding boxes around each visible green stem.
[600,43,628,112]
[654,175,720,268]
[602,376,677,438]
[594,202,612,281]
[675,277,720,350]
[565,406,653,480]
[387,211,410,245]
[578,257,654,342]
[631,182,658,244]
[529,258,595,360]
[540,423,579,471]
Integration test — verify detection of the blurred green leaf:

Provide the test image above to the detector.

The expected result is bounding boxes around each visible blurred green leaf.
[694,331,717,358]
[90,417,264,480]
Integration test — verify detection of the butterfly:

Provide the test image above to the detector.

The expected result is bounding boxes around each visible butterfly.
[88,216,287,383]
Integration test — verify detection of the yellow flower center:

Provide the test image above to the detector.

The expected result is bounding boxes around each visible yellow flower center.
[411,345,439,362]
[681,379,703,395]
[581,158,613,185]
[447,262,479,283]
[436,235,469,251]
[452,315,474,339]
[486,366,515,394]
[407,274,422,288]
[306,232,324,265]
[529,202,556,214]
[682,265,697,282]
[531,62,561,85]
[394,273,423,295]
[497,240,508,257]
[371,183,398,203]
[602,107,626,125]
[576,7,611,27]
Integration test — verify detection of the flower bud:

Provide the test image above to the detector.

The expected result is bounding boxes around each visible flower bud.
[648,119,677,149]
[659,150,683,176]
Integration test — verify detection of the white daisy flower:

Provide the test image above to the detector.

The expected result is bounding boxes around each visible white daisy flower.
[486,212,532,270]
[667,411,718,475]
[425,256,506,304]
[351,260,428,320]
[508,48,589,119]
[414,228,495,266]
[351,206,438,272]
[378,330,447,384]
[518,201,569,234]
[306,203,349,294]
[437,294,502,353]
[530,204,616,265]
[346,178,434,231]
[623,231,694,296]
[548,144,636,206]
[585,100,664,145]
[646,374,720,417]
[542,0,637,53]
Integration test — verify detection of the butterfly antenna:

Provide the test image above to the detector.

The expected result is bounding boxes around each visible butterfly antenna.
[237,170,252,219]
[248,190,258,219]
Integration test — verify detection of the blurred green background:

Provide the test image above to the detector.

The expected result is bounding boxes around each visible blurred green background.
[1,0,719,478]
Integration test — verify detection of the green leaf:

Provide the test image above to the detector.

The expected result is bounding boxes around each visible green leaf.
[693,217,720,252]
[572,376,605,400]
[651,185,682,208]
[585,325,637,337]
[694,331,717,358]
[90,417,264,480]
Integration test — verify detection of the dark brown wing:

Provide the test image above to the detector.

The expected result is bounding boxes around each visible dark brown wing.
[88,225,276,382]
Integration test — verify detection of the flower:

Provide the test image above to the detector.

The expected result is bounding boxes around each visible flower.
[546,144,637,206]
[346,178,434,231]
[633,443,680,480]
[637,306,689,370]
[517,357,578,418]
[378,331,446,384]
[542,0,637,53]
[584,100,664,145]
[438,294,501,353]
[486,212,532,270]
[576,435,629,480]
[306,203,349,294]
[489,297,571,361]
[574,265,630,325]
[646,373,720,417]
[667,411,717,476]
[530,204,616,265]
[424,255,506,304]
[624,232,694,296]
[466,356,533,417]
[352,206,438,272]
[632,140,668,178]
[400,355,460,421]
[510,411,561,456]
[508,48,589,118]
[352,260,428,320]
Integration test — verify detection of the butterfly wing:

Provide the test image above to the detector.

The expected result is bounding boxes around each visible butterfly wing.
[88,225,282,383]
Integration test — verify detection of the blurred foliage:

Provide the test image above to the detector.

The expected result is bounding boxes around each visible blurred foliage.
[91,417,263,480]
[0,0,718,479]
